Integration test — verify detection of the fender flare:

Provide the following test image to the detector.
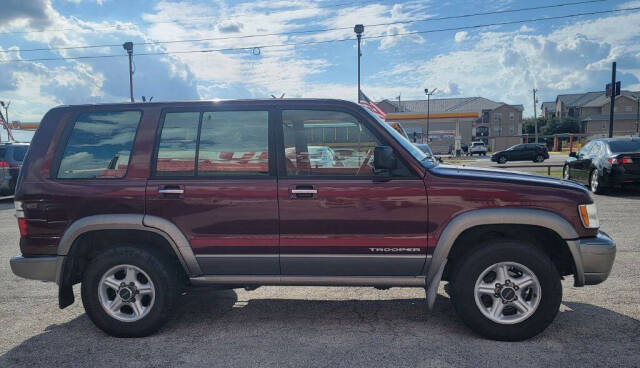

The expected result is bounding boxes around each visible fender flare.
[425,208,582,310]
[56,214,202,285]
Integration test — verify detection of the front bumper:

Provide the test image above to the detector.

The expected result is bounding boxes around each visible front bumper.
[568,231,616,286]
[10,255,58,282]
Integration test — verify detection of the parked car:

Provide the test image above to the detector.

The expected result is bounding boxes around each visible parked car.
[491,143,549,164]
[0,142,29,196]
[468,141,487,156]
[307,145,338,168]
[563,137,640,194]
[10,99,615,341]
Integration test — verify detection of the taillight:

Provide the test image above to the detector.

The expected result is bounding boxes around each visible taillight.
[17,218,28,237]
[609,156,633,164]
[0,160,9,168]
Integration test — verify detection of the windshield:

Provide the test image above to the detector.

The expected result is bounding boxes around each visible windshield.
[361,107,428,162]
[609,140,640,153]
[506,145,518,151]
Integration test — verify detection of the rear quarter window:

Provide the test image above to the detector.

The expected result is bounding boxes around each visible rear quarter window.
[57,111,142,179]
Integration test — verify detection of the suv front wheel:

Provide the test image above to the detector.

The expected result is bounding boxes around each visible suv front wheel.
[450,240,562,341]
[81,246,179,337]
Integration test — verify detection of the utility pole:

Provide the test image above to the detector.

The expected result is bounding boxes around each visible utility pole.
[354,25,364,101]
[636,95,640,137]
[532,88,538,143]
[122,42,134,102]
[608,62,616,138]
[424,88,437,142]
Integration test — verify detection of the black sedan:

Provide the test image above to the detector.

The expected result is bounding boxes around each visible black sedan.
[491,143,549,164]
[563,137,640,194]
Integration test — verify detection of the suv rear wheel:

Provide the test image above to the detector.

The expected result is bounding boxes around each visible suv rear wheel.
[497,156,507,164]
[81,246,178,337]
[450,240,562,341]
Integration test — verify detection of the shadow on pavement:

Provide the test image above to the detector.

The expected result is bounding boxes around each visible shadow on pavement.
[1,288,639,367]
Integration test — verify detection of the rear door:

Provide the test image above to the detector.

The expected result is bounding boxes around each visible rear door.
[275,106,429,276]
[146,106,279,275]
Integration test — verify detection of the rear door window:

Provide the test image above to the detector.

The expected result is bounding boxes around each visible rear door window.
[57,111,142,179]
[155,112,199,177]
[198,111,269,176]
[154,110,270,177]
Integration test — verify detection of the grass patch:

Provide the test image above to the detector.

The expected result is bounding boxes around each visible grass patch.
[531,169,563,178]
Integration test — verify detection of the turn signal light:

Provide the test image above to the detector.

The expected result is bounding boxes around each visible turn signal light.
[578,204,599,229]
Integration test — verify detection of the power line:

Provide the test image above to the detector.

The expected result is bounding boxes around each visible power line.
[2,6,638,63]
[0,0,607,54]
[0,0,391,36]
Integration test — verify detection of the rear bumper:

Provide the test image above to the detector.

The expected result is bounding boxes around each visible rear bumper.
[10,255,58,282]
[568,232,616,286]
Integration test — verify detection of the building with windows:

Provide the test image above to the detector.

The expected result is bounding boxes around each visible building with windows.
[377,97,523,153]
[542,90,640,138]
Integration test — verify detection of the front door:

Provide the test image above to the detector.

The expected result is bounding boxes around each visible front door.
[146,107,279,275]
[572,142,593,183]
[276,107,429,276]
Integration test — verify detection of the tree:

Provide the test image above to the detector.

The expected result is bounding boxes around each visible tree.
[522,117,580,135]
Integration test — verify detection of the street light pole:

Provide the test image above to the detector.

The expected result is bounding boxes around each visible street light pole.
[122,42,134,103]
[532,88,538,143]
[424,88,436,142]
[354,25,364,101]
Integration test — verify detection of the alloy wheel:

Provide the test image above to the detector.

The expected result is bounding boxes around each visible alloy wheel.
[98,264,155,322]
[590,170,599,193]
[473,262,541,324]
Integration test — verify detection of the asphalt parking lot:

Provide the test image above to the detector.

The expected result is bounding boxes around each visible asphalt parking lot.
[1,186,639,367]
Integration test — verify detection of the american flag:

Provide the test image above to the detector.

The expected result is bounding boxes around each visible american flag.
[0,111,15,142]
[358,90,387,120]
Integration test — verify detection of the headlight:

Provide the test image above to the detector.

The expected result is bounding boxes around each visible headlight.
[578,203,599,229]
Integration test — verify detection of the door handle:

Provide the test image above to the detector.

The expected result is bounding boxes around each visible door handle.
[158,185,184,198]
[291,189,317,194]
[158,188,184,194]
[290,185,317,199]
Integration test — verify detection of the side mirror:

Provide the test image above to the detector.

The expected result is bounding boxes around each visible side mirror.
[569,152,577,158]
[373,145,397,170]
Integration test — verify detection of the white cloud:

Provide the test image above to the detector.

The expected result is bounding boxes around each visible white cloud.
[380,11,640,116]
[454,31,469,42]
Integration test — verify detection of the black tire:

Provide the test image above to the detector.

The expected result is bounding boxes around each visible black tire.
[81,246,179,337]
[450,240,562,341]
[498,156,507,164]
[534,154,544,163]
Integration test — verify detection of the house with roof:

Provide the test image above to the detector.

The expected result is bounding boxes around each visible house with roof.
[540,102,556,120]
[377,97,524,153]
[543,91,639,138]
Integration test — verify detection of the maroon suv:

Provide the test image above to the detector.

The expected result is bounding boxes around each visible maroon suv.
[9,99,615,340]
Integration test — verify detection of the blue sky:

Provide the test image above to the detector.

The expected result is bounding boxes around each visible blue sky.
[0,0,639,121]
